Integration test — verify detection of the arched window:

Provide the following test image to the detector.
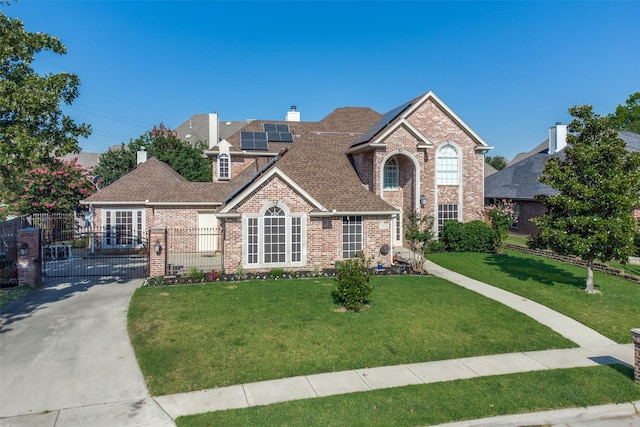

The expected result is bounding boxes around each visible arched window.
[245,203,305,266]
[436,145,459,185]
[218,153,230,180]
[383,157,399,189]
[264,206,286,263]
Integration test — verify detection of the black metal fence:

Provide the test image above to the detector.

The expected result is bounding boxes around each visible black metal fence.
[166,227,223,276]
[0,213,149,281]
[42,231,149,279]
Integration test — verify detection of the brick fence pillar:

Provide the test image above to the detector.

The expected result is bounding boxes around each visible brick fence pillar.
[632,329,640,384]
[149,226,167,277]
[17,228,42,286]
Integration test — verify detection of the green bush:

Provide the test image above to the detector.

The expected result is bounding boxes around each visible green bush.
[424,240,446,254]
[441,220,495,253]
[442,220,464,251]
[333,252,372,312]
[269,268,285,278]
[461,220,495,252]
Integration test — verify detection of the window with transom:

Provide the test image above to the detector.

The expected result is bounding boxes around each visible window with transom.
[436,145,459,185]
[243,203,306,267]
[383,157,399,189]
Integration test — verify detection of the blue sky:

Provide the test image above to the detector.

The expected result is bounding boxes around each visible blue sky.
[4,1,639,161]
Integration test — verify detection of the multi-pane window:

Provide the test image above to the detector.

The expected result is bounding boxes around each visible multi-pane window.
[383,157,399,189]
[218,153,230,180]
[247,218,258,264]
[245,204,305,266]
[291,217,301,262]
[342,216,363,258]
[264,206,286,263]
[437,204,459,235]
[104,209,144,247]
[436,145,459,185]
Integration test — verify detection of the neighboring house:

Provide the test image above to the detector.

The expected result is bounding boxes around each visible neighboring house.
[82,91,492,272]
[174,113,250,147]
[485,125,640,235]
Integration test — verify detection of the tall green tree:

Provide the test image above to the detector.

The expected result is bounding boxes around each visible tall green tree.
[611,92,640,134]
[0,9,91,196]
[94,124,212,185]
[529,105,640,293]
[485,155,508,170]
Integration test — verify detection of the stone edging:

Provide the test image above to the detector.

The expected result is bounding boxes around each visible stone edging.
[503,244,640,284]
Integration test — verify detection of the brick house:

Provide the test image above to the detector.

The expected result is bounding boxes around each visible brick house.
[82,91,491,272]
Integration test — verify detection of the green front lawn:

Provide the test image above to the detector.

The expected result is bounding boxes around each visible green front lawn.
[177,366,640,427]
[427,250,640,343]
[128,275,574,396]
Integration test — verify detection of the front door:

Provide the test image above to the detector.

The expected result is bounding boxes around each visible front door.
[197,212,219,252]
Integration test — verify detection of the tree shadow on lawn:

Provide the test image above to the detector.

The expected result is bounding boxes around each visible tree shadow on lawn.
[485,252,586,290]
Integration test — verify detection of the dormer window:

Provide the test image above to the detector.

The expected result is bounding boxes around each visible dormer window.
[218,153,230,180]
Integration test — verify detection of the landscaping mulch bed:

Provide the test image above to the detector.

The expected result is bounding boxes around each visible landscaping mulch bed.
[142,265,427,287]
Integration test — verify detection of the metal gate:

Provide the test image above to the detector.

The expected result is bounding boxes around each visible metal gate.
[36,213,148,280]
[42,232,148,280]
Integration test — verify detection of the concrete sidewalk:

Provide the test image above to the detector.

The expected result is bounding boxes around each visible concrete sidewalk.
[154,345,636,420]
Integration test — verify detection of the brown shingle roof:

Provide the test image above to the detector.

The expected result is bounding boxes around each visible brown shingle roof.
[82,158,229,205]
[271,107,395,212]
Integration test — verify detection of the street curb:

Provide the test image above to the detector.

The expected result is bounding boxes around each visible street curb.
[435,400,640,426]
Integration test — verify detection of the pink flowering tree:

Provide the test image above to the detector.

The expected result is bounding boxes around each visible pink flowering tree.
[0,158,96,220]
[483,199,518,252]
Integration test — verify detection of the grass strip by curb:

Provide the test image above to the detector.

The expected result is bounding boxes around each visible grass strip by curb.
[176,365,640,427]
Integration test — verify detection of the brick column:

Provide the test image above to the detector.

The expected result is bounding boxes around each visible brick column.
[17,228,42,286]
[632,329,640,384]
[149,226,167,277]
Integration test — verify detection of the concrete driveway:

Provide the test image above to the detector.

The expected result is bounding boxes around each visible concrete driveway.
[0,278,174,426]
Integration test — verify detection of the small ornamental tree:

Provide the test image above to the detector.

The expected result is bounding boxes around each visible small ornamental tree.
[0,158,95,219]
[484,199,518,252]
[404,210,435,270]
[529,104,640,294]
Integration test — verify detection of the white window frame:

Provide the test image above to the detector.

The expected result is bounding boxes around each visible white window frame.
[218,153,230,180]
[436,144,459,185]
[242,203,306,268]
[102,208,145,248]
[437,204,459,235]
[342,216,363,258]
[383,157,399,190]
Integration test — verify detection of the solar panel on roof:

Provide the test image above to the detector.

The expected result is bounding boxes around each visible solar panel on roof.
[240,131,269,150]
[280,132,293,142]
[352,100,413,147]
[276,124,289,133]
[266,132,294,143]
[263,124,277,133]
